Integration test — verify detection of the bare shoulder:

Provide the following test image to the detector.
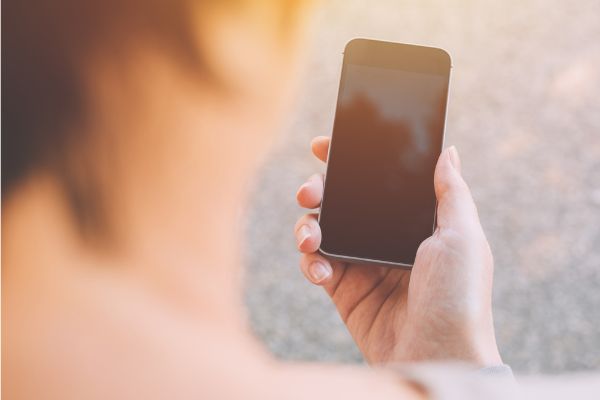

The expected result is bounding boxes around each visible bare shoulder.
[261,362,423,400]
[2,269,420,400]
[1,272,264,399]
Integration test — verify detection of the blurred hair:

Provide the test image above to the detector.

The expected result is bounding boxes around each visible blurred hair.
[2,0,201,192]
[2,0,302,237]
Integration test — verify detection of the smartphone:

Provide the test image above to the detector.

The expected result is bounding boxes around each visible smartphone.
[318,39,452,268]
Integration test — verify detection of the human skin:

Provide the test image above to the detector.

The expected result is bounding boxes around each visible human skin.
[4,1,495,399]
[296,138,502,366]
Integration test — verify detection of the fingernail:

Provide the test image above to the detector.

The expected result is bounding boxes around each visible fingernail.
[296,183,309,199]
[309,261,332,283]
[448,146,461,173]
[297,225,311,248]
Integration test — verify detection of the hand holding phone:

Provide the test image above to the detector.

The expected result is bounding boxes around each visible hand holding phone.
[295,138,501,366]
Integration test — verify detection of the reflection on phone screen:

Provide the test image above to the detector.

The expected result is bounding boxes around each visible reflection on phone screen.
[320,64,447,265]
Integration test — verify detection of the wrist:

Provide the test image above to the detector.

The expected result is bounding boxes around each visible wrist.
[388,328,502,367]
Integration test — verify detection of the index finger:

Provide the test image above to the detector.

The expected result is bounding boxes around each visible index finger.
[311,136,330,163]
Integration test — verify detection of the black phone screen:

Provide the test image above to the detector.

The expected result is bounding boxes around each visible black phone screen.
[319,39,451,266]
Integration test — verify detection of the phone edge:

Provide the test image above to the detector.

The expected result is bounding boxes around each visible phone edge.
[318,247,414,269]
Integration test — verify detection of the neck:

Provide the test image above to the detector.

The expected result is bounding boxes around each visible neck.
[2,169,253,337]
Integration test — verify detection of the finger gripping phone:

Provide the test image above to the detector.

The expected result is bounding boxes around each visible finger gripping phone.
[318,39,452,268]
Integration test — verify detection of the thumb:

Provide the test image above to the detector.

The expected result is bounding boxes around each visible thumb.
[434,146,480,232]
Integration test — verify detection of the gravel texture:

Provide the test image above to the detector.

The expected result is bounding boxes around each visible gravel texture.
[244,0,600,374]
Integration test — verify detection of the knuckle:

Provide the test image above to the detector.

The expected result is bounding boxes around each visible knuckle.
[309,172,322,183]
[294,216,308,233]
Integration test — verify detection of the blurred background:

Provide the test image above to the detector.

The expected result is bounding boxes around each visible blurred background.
[244,0,600,374]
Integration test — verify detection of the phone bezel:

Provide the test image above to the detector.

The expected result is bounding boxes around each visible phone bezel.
[317,38,452,269]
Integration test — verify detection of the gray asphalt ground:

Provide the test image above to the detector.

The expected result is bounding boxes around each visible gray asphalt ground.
[244,0,600,374]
